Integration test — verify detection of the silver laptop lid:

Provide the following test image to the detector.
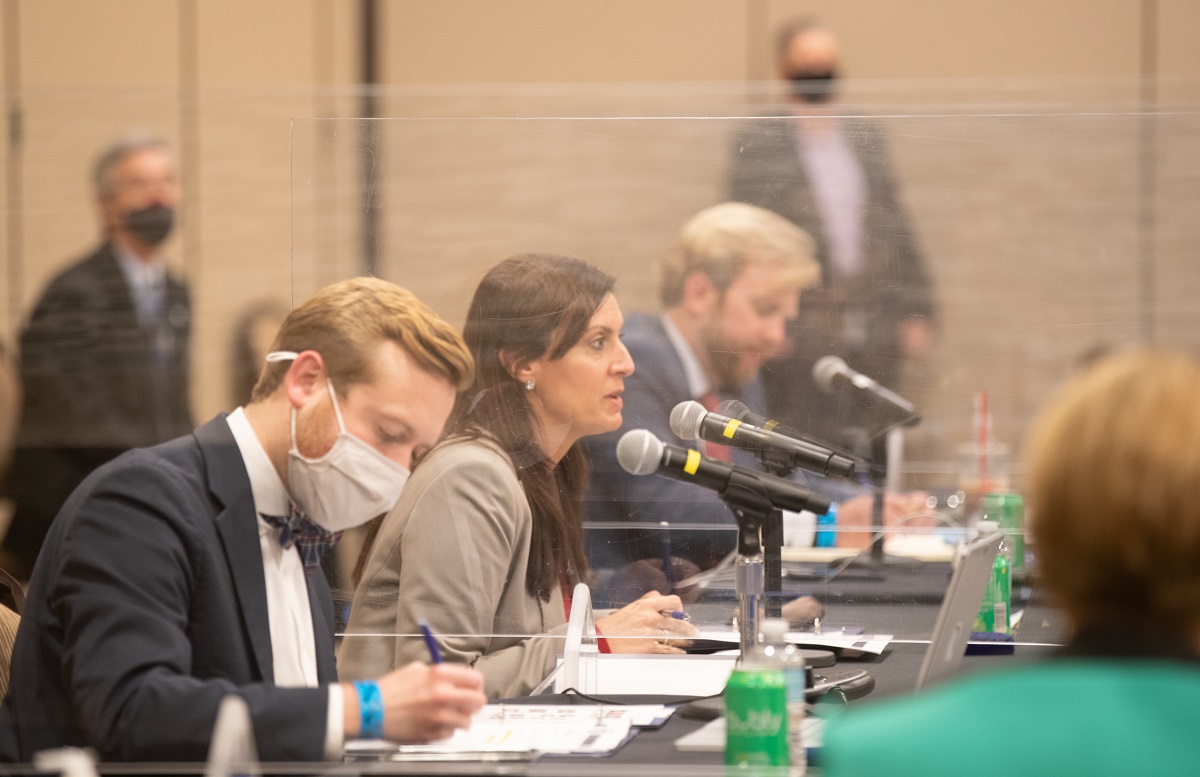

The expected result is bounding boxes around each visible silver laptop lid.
[915,530,1003,690]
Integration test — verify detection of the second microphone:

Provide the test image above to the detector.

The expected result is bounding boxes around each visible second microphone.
[669,400,856,479]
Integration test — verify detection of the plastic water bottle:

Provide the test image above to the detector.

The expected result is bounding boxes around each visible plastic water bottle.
[814,503,838,548]
[981,492,1025,573]
[760,618,808,773]
[973,520,1011,634]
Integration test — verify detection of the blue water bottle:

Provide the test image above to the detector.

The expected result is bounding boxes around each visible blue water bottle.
[815,503,838,547]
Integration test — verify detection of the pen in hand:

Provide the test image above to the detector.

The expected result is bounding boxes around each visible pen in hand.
[418,618,443,664]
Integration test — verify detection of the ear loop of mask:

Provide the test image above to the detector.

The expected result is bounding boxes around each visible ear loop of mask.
[268,351,348,449]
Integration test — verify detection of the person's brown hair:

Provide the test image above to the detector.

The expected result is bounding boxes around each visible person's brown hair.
[658,202,820,307]
[1026,348,1200,636]
[451,254,616,600]
[250,277,473,402]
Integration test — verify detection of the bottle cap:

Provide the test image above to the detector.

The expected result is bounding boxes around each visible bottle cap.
[760,618,789,641]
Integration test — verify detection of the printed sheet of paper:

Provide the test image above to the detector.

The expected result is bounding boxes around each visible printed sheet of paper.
[347,704,672,758]
[693,629,893,655]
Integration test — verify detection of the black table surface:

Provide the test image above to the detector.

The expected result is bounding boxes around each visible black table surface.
[45,561,1063,776]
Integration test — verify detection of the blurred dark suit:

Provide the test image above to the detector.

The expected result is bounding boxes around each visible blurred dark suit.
[1,243,191,574]
[729,117,935,447]
[0,416,336,762]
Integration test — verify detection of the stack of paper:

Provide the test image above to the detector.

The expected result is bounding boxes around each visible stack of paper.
[346,704,674,759]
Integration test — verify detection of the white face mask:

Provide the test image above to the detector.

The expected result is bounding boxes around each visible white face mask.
[285,375,410,533]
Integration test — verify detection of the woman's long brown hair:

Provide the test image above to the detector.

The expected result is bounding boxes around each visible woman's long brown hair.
[354,254,615,599]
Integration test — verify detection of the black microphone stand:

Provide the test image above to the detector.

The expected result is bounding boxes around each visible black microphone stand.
[841,426,890,572]
[717,469,779,657]
[862,427,904,567]
[761,508,784,619]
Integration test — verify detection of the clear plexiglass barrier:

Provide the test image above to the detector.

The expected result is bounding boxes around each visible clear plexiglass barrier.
[0,76,1194,770]
[287,84,1200,707]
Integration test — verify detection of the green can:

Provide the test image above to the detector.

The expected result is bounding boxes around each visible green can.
[982,492,1025,572]
[724,667,789,767]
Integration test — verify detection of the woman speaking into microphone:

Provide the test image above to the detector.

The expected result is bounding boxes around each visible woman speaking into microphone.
[339,254,696,699]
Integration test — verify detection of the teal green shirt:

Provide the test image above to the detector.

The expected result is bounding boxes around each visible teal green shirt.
[822,659,1200,776]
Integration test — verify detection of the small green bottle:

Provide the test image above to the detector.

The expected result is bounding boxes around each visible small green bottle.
[725,664,789,767]
[981,492,1025,572]
[974,520,1011,634]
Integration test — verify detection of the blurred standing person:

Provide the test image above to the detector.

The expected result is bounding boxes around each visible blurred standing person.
[729,19,936,452]
[1,133,192,577]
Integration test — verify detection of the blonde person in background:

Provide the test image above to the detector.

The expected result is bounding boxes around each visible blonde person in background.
[822,348,1200,777]
[584,202,929,604]
[340,254,698,700]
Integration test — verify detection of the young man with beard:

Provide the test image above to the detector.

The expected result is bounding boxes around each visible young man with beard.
[586,203,925,592]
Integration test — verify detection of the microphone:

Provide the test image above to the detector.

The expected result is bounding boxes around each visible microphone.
[670,400,855,479]
[812,355,921,428]
[718,399,807,440]
[616,429,831,515]
[717,398,867,473]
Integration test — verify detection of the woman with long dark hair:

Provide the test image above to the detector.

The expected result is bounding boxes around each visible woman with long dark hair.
[339,254,695,699]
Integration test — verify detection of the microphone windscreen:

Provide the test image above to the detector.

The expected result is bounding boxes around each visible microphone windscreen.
[616,429,663,476]
[812,355,848,393]
[717,398,750,421]
[669,400,707,441]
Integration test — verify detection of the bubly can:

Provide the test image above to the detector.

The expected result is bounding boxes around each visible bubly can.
[724,667,789,767]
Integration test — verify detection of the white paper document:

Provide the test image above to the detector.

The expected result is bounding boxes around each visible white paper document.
[694,629,893,655]
[553,653,739,696]
[346,704,668,758]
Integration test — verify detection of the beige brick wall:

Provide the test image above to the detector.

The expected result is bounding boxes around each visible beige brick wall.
[2,0,1199,480]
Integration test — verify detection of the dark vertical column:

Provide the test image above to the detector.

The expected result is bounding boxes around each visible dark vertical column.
[178,0,201,284]
[4,0,22,332]
[1137,0,1158,344]
[358,0,380,277]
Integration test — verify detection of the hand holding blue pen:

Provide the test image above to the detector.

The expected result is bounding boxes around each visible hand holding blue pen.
[418,618,443,664]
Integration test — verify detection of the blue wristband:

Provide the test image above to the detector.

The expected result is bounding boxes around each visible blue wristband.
[353,680,384,740]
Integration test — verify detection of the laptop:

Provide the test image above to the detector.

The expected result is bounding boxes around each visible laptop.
[914,528,1003,689]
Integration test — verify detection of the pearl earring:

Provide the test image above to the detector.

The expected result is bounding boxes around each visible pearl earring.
[524,380,535,391]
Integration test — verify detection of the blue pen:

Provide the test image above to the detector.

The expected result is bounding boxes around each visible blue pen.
[660,521,673,591]
[418,618,443,664]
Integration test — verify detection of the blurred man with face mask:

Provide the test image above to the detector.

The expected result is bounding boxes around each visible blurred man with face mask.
[1,277,487,762]
[2,133,193,578]
[729,20,937,457]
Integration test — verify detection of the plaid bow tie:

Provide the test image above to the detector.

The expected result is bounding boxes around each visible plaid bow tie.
[260,504,342,568]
